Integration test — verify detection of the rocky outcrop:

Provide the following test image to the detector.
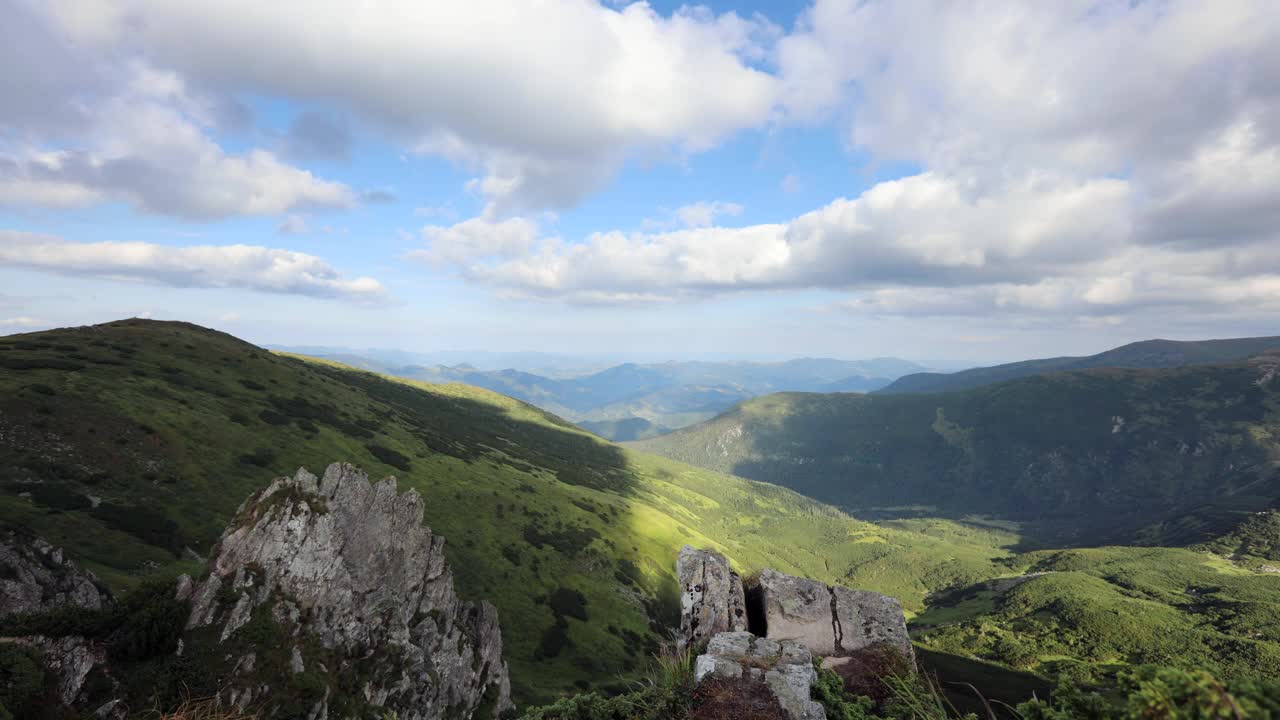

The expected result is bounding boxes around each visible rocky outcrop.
[185,462,512,720]
[0,527,109,616]
[678,545,747,648]
[758,570,836,655]
[694,631,826,720]
[677,550,913,663]
[760,569,912,660]
[0,530,123,719]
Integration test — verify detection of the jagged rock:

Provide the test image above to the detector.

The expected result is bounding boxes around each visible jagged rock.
[187,462,512,720]
[694,631,826,720]
[678,545,747,648]
[0,527,109,616]
[19,635,108,707]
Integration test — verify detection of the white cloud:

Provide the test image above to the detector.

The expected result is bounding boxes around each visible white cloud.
[675,201,744,228]
[0,92,355,219]
[43,0,780,214]
[413,216,542,268]
[0,7,355,220]
[413,165,1280,321]
[0,231,386,302]
[778,1,1279,178]
[0,316,46,328]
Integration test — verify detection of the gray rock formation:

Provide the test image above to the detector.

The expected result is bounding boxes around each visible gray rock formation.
[759,569,837,655]
[0,527,109,616]
[831,587,912,660]
[760,568,912,660]
[677,545,747,648]
[694,631,826,720]
[186,462,512,720]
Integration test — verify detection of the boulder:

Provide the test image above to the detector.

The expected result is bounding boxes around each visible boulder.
[831,587,913,660]
[187,462,513,720]
[759,569,837,655]
[677,545,747,648]
[694,631,826,720]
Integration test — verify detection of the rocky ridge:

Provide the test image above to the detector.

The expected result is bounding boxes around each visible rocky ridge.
[0,463,512,720]
[184,462,512,719]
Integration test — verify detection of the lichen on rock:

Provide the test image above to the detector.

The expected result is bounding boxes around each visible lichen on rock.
[678,545,748,649]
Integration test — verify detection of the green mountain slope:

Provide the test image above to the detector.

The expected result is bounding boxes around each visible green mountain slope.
[631,359,1280,545]
[913,544,1280,681]
[879,336,1280,395]
[0,320,1008,704]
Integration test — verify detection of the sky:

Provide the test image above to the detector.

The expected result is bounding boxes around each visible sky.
[1,0,1278,365]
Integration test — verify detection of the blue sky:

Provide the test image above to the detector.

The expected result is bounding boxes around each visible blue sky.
[1,1,1277,364]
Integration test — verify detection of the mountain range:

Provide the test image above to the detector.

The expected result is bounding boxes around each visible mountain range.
[299,353,928,440]
[878,336,1280,394]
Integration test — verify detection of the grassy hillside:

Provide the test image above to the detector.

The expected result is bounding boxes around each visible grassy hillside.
[631,360,1280,546]
[0,320,1008,705]
[912,544,1280,681]
[878,335,1280,394]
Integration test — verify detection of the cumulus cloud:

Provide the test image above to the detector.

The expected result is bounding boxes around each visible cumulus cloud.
[0,231,386,302]
[0,8,354,220]
[414,166,1280,320]
[42,0,780,214]
[400,0,1280,324]
[777,1,1280,178]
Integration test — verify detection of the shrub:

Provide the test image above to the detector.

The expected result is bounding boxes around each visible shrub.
[366,444,411,471]
[0,644,46,720]
[92,503,185,555]
[548,588,589,621]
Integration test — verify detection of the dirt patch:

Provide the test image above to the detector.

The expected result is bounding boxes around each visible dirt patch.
[691,674,787,720]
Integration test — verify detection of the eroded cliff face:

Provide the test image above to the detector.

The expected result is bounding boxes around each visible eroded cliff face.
[185,462,513,720]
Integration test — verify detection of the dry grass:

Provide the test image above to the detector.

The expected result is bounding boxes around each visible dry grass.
[690,675,787,720]
[141,698,258,720]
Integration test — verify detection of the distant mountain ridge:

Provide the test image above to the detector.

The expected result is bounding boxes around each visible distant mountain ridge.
[878,335,1280,394]
[307,355,927,439]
